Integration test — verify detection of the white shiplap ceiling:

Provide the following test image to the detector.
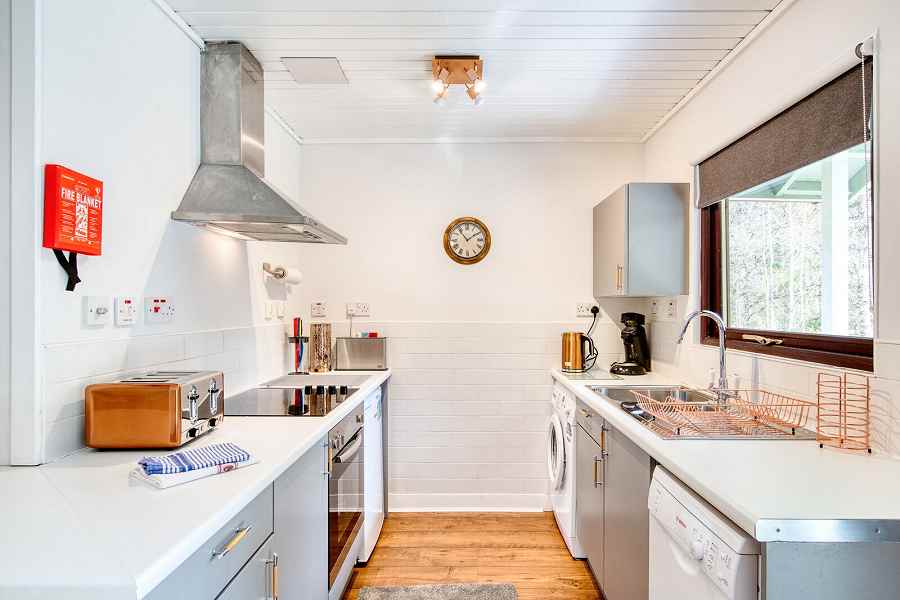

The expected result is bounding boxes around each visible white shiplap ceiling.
[168,0,783,142]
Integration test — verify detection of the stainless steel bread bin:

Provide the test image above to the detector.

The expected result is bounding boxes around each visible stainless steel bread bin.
[334,337,387,371]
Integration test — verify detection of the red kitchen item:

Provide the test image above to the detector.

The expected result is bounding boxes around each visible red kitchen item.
[43,164,103,290]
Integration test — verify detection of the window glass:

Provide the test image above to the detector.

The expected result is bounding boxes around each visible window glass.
[725,142,873,338]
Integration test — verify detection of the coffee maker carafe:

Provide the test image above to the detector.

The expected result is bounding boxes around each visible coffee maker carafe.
[610,312,651,376]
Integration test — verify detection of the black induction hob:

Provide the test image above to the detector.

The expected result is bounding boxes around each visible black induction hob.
[225,385,358,417]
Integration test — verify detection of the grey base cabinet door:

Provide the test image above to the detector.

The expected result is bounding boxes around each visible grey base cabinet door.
[216,536,275,600]
[575,424,605,588]
[274,438,329,599]
[603,424,652,600]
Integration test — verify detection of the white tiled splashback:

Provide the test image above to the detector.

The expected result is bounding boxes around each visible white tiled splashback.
[42,324,291,462]
[651,318,900,457]
[358,320,624,512]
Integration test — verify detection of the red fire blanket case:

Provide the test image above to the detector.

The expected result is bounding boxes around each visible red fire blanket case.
[42,164,103,291]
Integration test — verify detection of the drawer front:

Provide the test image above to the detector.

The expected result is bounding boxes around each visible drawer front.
[216,534,275,600]
[146,485,274,600]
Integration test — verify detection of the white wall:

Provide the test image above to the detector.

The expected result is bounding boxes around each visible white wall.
[36,0,307,461]
[289,142,644,322]
[0,0,11,465]
[643,0,900,455]
[282,142,644,509]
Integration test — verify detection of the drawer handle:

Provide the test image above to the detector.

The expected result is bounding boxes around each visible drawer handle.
[212,524,253,560]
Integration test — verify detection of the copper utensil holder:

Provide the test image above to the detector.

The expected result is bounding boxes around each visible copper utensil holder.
[816,372,871,452]
[309,323,333,373]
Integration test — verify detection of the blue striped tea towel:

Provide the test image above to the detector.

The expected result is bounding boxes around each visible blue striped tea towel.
[138,442,251,475]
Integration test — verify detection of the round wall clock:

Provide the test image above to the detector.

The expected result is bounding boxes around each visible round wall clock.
[443,216,491,265]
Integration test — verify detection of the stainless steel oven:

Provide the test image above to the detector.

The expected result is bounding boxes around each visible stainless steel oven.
[327,404,364,589]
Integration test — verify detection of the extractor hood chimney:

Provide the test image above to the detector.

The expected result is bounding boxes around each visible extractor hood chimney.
[172,42,346,244]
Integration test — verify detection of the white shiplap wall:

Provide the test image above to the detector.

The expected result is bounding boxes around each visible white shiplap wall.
[354,321,625,511]
[42,324,291,461]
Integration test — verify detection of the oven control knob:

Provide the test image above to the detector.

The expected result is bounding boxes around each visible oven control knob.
[208,418,217,427]
[187,427,198,439]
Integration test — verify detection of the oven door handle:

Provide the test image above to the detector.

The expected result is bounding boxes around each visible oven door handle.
[332,430,363,464]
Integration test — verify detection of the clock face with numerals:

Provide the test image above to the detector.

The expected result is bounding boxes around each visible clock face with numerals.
[443,217,491,265]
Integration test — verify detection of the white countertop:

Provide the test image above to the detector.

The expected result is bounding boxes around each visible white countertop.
[0,370,390,600]
[552,369,900,542]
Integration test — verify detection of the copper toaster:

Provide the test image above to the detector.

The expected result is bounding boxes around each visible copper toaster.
[84,371,224,449]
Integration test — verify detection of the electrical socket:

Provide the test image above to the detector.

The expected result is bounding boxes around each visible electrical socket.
[84,296,112,327]
[311,301,327,318]
[664,298,677,319]
[145,296,175,324]
[576,303,598,318]
[649,298,660,318]
[347,302,370,317]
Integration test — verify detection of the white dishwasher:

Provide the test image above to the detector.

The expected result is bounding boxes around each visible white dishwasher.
[648,467,760,600]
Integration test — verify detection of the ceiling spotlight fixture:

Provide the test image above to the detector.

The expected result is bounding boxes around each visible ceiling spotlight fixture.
[431,56,485,106]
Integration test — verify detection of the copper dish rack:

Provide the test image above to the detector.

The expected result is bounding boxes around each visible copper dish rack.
[629,389,816,440]
[816,372,871,452]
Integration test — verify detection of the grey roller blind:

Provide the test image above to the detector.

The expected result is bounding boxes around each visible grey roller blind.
[698,59,872,209]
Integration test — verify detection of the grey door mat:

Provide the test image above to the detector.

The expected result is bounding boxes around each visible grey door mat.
[359,583,518,600]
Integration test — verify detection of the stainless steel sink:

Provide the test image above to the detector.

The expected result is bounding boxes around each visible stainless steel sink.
[599,386,716,405]
[588,385,817,440]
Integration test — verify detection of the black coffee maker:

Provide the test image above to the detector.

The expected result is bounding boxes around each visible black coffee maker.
[610,312,651,376]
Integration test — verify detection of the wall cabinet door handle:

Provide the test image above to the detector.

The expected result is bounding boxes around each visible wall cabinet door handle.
[615,265,624,292]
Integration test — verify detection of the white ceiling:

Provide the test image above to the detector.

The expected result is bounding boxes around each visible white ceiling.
[169,0,782,142]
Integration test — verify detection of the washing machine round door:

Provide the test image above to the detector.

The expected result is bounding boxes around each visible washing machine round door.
[547,413,565,490]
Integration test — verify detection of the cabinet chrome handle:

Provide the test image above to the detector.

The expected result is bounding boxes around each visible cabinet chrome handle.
[212,525,252,560]
[266,553,279,600]
[593,453,606,487]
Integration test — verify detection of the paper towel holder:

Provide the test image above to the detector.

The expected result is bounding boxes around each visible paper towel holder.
[262,262,299,282]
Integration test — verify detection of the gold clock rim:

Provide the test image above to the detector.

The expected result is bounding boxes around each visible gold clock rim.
[443,216,491,265]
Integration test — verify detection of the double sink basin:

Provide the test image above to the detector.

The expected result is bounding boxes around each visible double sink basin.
[590,386,817,441]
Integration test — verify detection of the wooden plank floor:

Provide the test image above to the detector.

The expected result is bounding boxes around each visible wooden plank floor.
[343,513,602,600]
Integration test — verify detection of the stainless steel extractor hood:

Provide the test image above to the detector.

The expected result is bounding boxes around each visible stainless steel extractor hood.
[172,42,346,244]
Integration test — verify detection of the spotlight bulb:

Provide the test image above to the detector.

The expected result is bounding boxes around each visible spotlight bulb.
[431,79,446,94]
[474,80,487,93]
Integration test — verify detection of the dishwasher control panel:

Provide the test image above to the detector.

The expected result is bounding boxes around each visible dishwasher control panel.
[649,470,759,600]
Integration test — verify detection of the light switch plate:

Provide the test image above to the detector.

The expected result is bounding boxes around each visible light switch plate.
[347,302,370,317]
[311,301,327,318]
[145,296,175,324]
[115,296,137,326]
[84,296,112,326]
[649,298,660,318]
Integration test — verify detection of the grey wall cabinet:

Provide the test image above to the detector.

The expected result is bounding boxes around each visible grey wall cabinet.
[593,183,689,298]
[274,436,329,600]
[575,401,653,600]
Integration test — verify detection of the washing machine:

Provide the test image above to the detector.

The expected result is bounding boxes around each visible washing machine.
[548,382,584,558]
